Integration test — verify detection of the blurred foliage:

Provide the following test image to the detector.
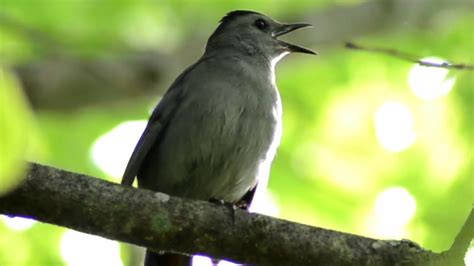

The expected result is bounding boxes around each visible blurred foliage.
[0,1,473,266]
[0,69,38,196]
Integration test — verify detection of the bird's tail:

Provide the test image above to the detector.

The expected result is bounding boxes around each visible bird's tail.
[144,250,192,266]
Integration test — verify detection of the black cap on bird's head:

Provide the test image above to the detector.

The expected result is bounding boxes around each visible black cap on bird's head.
[206,10,316,60]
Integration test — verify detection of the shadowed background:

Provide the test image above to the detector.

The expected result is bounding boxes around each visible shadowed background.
[0,0,473,265]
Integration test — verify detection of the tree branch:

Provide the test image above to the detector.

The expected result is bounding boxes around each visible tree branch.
[0,163,469,265]
[345,42,474,70]
[298,0,474,45]
[439,207,474,265]
[13,52,176,110]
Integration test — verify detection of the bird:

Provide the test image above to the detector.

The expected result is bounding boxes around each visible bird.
[121,10,315,266]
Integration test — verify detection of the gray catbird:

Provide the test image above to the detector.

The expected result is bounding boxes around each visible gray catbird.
[121,10,315,266]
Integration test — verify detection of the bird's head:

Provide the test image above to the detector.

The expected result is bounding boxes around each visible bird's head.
[206,10,316,62]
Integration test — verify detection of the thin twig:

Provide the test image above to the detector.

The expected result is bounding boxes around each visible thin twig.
[448,208,474,256]
[345,42,474,70]
[431,207,474,265]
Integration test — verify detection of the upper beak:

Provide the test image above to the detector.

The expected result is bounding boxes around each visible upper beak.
[272,23,317,55]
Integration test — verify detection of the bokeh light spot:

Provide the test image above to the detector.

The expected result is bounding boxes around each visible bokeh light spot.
[374,101,416,152]
[60,230,122,266]
[1,216,35,231]
[192,255,241,266]
[192,255,213,266]
[248,189,280,217]
[90,120,147,179]
[192,255,241,265]
[372,187,416,238]
[408,57,456,100]
[218,260,241,266]
[465,241,474,266]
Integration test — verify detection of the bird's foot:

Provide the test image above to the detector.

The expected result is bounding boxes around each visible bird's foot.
[234,199,250,210]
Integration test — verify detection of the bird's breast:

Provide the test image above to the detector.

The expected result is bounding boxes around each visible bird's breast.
[138,55,283,202]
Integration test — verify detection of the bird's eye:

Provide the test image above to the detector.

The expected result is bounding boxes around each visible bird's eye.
[254,19,268,30]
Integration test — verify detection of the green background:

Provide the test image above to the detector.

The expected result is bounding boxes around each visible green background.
[0,0,472,265]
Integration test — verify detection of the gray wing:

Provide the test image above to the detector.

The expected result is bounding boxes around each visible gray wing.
[120,60,202,186]
[121,90,182,186]
[121,113,162,186]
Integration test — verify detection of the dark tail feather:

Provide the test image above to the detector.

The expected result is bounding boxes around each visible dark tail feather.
[144,250,192,266]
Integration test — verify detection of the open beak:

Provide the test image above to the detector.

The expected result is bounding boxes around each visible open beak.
[272,23,316,55]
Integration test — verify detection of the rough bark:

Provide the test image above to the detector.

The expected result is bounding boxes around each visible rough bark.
[0,163,471,265]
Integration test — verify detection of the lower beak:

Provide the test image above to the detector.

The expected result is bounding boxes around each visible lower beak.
[272,23,316,55]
